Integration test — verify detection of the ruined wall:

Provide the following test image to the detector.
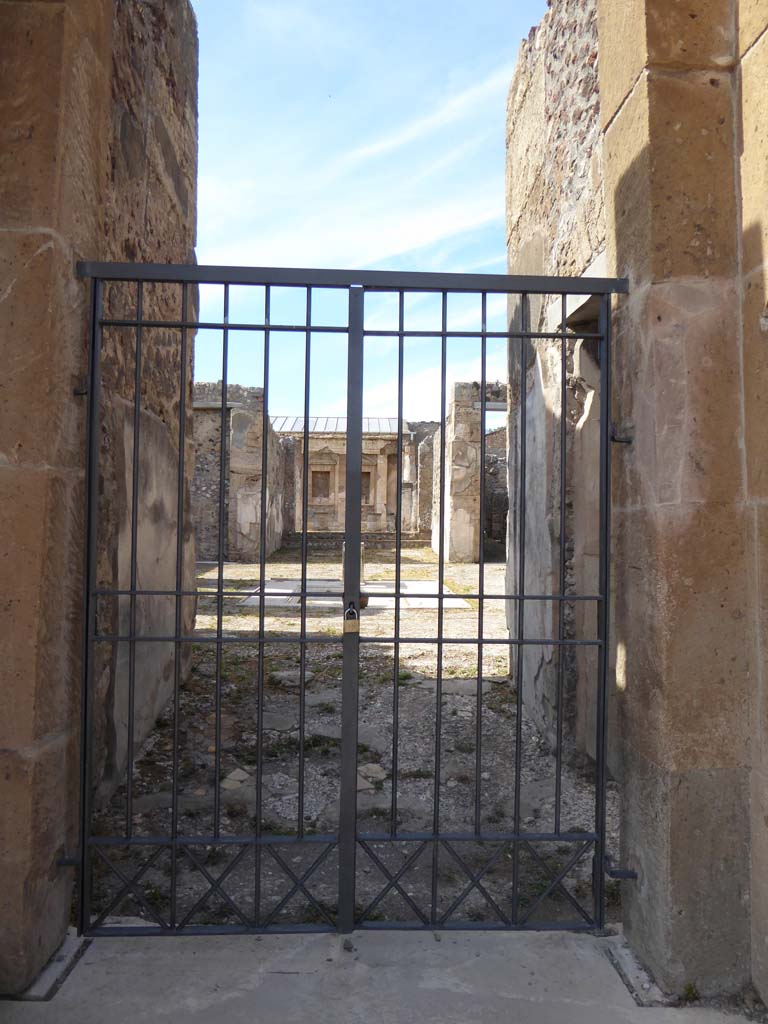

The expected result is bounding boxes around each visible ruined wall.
[191,406,230,561]
[418,433,435,532]
[505,0,608,761]
[432,383,507,563]
[0,0,197,993]
[484,427,508,552]
[192,384,284,561]
[280,436,298,541]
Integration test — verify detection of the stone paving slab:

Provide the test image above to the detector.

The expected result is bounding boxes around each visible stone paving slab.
[239,578,470,610]
[0,931,746,1024]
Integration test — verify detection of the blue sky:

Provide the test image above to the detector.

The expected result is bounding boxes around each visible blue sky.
[190,0,547,419]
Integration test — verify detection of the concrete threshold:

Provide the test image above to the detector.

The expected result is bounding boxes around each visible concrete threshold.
[0,930,747,1024]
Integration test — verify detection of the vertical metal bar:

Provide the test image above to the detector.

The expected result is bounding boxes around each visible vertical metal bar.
[338,285,363,932]
[555,293,568,834]
[125,281,144,839]
[390,291,405,836]
[298,288,311,840]
[430,292,448,925]
[511,292,529,925]
[78,277,103,934]
[593,292,612,928]
[255,285,271,923]
[170,284,189,928]
[475,293,487,836]
[214,284,230,840]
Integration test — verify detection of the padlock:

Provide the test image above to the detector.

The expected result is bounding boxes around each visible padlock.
[343,601,359,634]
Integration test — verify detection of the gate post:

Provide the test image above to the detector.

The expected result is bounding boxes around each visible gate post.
[338,285,364,932]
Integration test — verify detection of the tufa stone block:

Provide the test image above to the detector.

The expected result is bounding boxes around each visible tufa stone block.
[739,28,768,278]
[604,70,738,283]
[739,0,768,57]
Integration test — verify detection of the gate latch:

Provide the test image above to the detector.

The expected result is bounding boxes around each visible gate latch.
[343,602,359,634]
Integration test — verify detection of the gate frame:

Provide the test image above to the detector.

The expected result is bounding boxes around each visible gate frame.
[76,261,628,936]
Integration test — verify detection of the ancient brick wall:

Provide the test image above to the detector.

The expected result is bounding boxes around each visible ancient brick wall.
[0,0,198,993]
[89,0,199,809]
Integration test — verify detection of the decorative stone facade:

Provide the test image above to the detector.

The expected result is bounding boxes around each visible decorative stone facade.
[284,424,419,536]
[190,401,439,546]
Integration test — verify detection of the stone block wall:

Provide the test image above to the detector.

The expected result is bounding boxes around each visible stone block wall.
[0,0,198,994]
[595,0,767,997]
[508,0,768,1000]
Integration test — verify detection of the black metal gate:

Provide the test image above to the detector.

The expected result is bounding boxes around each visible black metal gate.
[77,262,627,935]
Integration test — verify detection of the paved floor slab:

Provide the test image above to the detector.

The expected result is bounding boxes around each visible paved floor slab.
[0,931,746,1024]
[239,578,470,610]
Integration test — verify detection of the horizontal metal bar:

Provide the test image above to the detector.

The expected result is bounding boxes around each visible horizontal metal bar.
[358,637,602,647]
[93,632,601,646]
[87,830,596,848]
[99,319,605,342]
[363,329,605,341]
[100,319,347,334]
[77,260,629,295]
[93,634,345,644]
[87,919,597,937]
[357,920,596,932]
[88,833,338,847]
[86,923,335,937]
[94,588,603,602]
[356,831,597,843]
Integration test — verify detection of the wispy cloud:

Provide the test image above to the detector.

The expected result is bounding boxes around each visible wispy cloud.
[200,192,504,270]
[334,65,513,169]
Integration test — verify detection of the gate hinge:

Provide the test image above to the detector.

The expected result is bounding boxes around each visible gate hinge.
[604,854,637,880]
[57,853,79,869]
[610,424,632,445]
[73,380,89,397]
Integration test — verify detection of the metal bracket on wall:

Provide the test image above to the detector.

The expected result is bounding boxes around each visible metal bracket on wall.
[604,855,638,880]
[610,424,632,445]
[57,853,79,869]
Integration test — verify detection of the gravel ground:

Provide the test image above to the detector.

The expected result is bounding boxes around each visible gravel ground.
[89,545,620,932]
